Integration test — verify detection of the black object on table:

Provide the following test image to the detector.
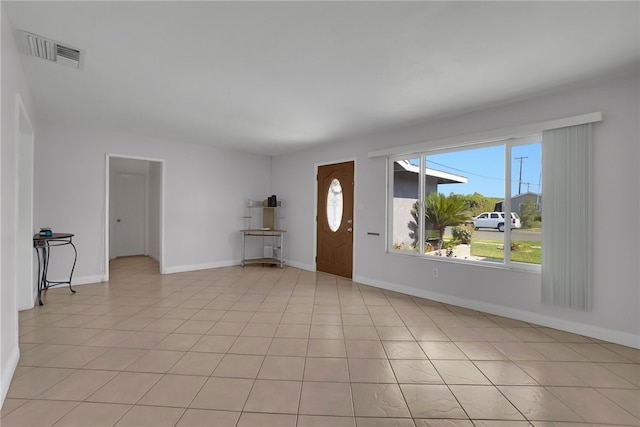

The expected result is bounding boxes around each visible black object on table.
[33,233,77,306]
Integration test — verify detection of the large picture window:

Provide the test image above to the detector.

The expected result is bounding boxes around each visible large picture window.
[389,135,542,269]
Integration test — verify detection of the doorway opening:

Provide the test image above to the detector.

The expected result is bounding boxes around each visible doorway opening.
[104,155,165,281]
[316,160,355,278]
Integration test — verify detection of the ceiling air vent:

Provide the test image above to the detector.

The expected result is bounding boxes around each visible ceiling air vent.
[17,31,83,69]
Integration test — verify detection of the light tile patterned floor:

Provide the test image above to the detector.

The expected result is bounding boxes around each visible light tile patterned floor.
[2,256,639,426]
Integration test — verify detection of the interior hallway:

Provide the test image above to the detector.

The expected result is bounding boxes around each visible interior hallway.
[2,256,638,426]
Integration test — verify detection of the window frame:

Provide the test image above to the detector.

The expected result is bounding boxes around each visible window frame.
[387,136,542,272]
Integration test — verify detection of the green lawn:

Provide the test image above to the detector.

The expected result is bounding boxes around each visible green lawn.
[470,239,541,264]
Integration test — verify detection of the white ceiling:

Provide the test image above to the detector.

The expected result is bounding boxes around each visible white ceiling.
[4,1,639,155]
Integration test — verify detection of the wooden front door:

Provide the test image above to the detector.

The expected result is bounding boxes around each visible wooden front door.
[316,161,354,278]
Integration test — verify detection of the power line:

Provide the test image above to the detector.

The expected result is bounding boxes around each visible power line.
[425,158,542,192]
[425,159,504,182]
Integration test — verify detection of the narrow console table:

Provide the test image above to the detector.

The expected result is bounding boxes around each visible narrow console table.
[33,233,77,306]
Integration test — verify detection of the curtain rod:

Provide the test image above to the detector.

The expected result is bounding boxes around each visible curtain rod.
[368,112,603,158]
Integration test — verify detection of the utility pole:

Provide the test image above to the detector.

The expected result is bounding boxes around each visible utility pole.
[515,156,528,194]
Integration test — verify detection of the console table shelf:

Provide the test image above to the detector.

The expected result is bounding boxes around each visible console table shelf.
[240,229,286,268]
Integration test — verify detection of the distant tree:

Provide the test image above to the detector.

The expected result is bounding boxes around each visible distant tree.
[413,193,470,250]
[519,196,537,229]
[459,192,501,217]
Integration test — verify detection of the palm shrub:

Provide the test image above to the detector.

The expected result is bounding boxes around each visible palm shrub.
[413,193,471,250]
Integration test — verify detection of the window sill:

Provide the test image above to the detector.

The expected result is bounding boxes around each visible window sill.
[387,249,542,274]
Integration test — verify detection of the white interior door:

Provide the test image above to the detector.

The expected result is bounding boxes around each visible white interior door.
[114,173,146,257]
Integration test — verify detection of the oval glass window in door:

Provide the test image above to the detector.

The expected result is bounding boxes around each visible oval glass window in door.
[327,178,343,232]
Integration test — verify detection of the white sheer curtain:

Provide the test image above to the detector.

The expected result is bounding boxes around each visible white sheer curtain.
[541,124,593,310]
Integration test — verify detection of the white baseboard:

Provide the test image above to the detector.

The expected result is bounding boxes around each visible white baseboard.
[28,277,103,308]
[46,275,104,287]
[284,260,315,272]
[1,344,19,408]
[163,260,236,274]
[165,259,316,275]
[354,274,640,350]
[73,275,104,285]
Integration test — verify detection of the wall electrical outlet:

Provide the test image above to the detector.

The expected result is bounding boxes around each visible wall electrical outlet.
[433,268,438,278]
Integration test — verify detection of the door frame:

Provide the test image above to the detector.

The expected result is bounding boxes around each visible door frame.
[104,154,165,281]
[15,94,35,309]
[314,158,356,276]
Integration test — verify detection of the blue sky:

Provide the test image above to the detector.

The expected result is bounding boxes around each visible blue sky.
[424,142,542,198]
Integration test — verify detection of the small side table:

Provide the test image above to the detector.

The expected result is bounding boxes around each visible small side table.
[33,233,77,306]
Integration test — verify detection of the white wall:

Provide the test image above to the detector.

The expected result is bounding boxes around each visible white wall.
[35,126,273,281]
[0,5,38,406]
[273,72,640,347]
[15,99,34,310]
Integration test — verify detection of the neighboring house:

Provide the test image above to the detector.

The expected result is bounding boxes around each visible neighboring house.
[494,192,542,216]
[393,160,467,248]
